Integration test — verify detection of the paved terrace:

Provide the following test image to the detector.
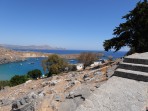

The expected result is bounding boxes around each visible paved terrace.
[76,52,148,111]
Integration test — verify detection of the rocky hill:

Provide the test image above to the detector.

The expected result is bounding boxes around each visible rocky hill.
[0,46,25,64]
[0,44,65,50]
[0,61,117,111]
[0,52,147,111]
[0,47,79,64]
[0,47,50,64]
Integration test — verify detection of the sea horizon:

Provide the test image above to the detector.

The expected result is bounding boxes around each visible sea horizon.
[14,49,127,55]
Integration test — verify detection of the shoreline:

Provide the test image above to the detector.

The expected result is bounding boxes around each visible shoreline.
[0,47,80,65]
[0,54,80,65]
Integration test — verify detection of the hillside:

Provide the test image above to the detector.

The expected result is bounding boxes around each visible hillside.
[0,46,25,64]
[0,64,114,111]
[0,47,50,64]
[0,52,147,111]
[0,47,79,64]
[0,44,65,50]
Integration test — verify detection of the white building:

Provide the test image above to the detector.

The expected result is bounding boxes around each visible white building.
[90,59,105,67]
[76,63,84,71]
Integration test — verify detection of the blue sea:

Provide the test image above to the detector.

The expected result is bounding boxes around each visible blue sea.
[0,50,127,80]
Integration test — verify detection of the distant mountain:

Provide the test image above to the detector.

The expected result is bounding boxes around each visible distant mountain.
[0,44,66,50]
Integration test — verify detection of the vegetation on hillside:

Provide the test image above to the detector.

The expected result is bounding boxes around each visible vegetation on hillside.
[103,0,148,55]
[0,69,42,89]
[10,75,29,86]
[27,69,42,79]
[0,80,11,90]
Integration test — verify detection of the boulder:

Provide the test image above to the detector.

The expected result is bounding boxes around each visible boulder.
[83,74,91,81]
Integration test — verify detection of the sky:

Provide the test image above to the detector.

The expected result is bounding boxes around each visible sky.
[0,0,140,50]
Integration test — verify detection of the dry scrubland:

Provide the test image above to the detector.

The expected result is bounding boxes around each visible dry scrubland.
[0,61,118,111]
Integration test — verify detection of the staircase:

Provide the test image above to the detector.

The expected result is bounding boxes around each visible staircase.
[113,52,148,82]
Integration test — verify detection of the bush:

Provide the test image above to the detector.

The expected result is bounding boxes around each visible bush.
[10,75,28,86]
[44,73,51,77]
[27,69,42,79]
[68,65,77,71]
[0,80,10,90]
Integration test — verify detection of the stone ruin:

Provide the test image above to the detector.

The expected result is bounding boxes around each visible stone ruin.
[11,94,36,111]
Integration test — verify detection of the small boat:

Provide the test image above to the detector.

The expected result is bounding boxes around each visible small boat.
[20,63,23,66]
[28,62,35,64]
[30,62,34,64]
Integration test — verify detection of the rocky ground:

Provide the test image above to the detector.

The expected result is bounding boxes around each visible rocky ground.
[0,63,118,111]
[76,76,148,111]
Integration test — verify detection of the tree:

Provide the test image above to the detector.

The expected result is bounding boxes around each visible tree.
[41,59,47,74]
[42,54,68,75]
[77,52,98,69]
[27,69,42,79]
[103,0,148,55]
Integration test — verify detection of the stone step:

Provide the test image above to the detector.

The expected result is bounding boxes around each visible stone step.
[118,62,148,73]
[113,68,148,82]
[123,58,148,65]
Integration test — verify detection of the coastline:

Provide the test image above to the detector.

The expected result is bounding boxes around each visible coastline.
[0,47,80,65]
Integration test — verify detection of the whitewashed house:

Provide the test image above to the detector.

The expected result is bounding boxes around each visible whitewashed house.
[76,63,84,71]
[90,59,105,67]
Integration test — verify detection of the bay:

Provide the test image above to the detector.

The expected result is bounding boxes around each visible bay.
[0,50,127,80]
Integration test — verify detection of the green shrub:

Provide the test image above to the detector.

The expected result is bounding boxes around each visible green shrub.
[27,69,42,79]
[0,80,10,90]
[10,75,28,86]
[68,65,77,71]
[44,72,51,77]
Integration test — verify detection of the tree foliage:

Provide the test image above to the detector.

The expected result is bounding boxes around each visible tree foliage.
[27,69,42,79]
[77,52,98,68]
[10,75,28,86]
[67,64,77,71]
[42,54,68,75]
[103,0,148,55]
[0,69,42,88]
